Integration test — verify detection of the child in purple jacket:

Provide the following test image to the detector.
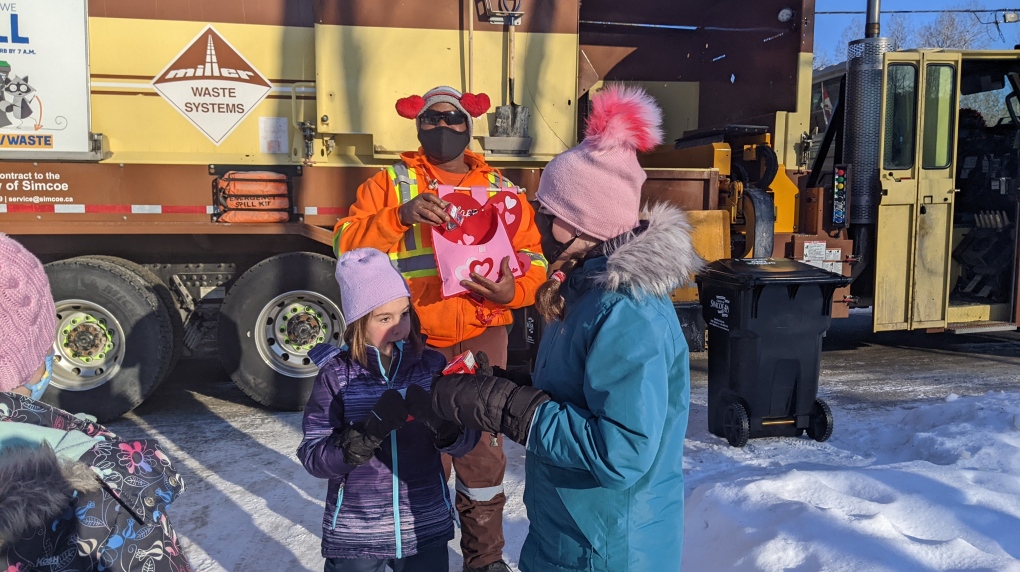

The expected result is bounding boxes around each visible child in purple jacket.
[298,248,478,572]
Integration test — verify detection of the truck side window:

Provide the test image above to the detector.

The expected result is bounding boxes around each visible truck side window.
[883,64,918,170]
[922,64,957,169]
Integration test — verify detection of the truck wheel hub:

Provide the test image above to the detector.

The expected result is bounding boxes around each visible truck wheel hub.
[51,300,125,391]
[257,291,345,378]
[284,310,322,349]
[63,315,113,363]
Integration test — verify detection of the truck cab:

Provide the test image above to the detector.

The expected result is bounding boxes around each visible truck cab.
[873,50,1020,333]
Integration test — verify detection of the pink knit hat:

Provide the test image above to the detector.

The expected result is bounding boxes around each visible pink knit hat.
[0,234,56,392]
[536,85,664,241]
[336,248,412,323]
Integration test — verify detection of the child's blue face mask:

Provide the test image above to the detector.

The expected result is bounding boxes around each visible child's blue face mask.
[24,354,53,400]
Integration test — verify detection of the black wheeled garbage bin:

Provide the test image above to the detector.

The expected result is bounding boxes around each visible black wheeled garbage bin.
[696,258,850,447]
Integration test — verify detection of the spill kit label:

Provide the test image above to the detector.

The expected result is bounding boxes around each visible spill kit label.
[708,295,731,331]
[152,26,271,145]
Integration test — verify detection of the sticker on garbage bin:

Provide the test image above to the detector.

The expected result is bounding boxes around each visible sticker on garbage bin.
[708,295,731,331]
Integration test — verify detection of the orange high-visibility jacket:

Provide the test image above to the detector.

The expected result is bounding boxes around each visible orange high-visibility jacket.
[334,150,547,348]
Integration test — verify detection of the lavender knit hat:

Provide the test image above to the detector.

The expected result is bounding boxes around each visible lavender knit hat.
[0,234,56,392]
[336,248,411,323]
[536,85,664,241]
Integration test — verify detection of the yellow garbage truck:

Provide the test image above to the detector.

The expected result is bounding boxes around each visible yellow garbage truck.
[1,0,828,419]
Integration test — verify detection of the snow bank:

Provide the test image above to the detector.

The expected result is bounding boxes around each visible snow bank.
[682,391,1020,571]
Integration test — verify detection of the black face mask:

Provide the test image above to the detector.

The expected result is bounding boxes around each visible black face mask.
[418,126,471,164]
[534,211,580,267]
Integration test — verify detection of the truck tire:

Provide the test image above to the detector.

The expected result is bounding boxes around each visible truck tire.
[83,256,184,382]
[43,257,175,421]
[218,252,345,410]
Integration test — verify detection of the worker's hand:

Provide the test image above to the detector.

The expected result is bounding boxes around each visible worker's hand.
[398,193,451,227]
[462,256,516,306]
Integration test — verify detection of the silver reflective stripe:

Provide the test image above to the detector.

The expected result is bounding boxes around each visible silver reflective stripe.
[394,254,436,273]
[393,163,413,203]
[455,479,504,502]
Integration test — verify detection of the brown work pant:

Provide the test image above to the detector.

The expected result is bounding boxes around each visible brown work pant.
[432,326,508,570]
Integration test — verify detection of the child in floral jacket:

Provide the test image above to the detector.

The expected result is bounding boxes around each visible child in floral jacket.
[0,233,192,572]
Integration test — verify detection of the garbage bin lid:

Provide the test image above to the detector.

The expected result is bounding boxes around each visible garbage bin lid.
[697,258,849,287]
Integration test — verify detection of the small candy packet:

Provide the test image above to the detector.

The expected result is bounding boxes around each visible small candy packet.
[442,350,477,375]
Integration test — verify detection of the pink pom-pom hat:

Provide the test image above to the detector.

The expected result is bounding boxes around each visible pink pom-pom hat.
[536,84,664,241]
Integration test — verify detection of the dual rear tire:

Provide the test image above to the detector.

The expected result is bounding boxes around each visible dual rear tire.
[41,252,344,420]
[43,256,179,421]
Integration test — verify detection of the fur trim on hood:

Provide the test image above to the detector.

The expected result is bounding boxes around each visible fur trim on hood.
[0,445,99,547]
[592,203,705,298]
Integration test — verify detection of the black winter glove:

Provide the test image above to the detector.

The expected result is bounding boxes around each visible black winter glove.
[473,351,531,385]
[431,374,551,445]
[332,424,379,467]
[332,389,409,466]
[405,384,462,449]
[493,366,533,387]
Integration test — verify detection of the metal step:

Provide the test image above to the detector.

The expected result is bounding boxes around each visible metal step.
[947,321,1017,334]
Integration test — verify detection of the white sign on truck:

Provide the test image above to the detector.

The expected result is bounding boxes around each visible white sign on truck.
[152,26,272,145]
[0,0,92,157]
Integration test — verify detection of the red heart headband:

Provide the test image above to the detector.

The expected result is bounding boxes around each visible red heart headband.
[395,92,491,120]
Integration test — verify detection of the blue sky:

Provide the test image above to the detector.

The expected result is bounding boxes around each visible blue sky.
[814,0,1020,56]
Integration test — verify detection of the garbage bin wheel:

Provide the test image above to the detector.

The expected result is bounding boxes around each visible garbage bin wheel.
[806,398,834,442]
[723,401,750,448]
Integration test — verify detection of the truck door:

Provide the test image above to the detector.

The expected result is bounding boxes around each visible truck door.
[874,52,961,331]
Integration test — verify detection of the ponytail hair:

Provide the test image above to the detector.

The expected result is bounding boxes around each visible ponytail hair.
[535,255,585,323]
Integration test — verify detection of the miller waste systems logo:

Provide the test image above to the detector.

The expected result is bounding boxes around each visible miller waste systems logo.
[152,26,272,145]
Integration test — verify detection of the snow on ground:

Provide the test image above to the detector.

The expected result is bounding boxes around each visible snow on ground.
[681,390,1020,571]
[111,378,1020,571]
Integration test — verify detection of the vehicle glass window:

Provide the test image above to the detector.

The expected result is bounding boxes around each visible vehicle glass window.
[922,64,957,169]
[883,64,918,170]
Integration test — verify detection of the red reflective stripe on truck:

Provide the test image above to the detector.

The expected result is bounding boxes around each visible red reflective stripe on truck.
[5,204,55,213]
[0,204,212,214]
[161,205,209,214]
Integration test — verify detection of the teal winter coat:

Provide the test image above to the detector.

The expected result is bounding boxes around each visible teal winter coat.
[520,204,702,572]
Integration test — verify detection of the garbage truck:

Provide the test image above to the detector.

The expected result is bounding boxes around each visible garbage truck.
[2,0,833,420]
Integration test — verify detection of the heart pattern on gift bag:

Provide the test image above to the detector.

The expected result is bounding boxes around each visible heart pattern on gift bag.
[469,258,494,277]
[432,185,525,298]
[436,188,523,245]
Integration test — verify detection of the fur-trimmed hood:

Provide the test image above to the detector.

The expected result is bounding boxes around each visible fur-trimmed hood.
[591,202,705,297]
[0,444,99,547]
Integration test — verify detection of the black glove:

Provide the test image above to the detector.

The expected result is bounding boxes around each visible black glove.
[474,351,532,385]
[405,384,462,449]
[332,424,378,467]
[431,374,551,445]
[332,389,409,466]
[474,351,494,376]
[493,366,533,387]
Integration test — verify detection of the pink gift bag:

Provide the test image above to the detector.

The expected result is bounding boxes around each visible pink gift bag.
[431,184,524,299]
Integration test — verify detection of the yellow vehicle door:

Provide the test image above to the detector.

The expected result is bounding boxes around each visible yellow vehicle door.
[874,51,961,331]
